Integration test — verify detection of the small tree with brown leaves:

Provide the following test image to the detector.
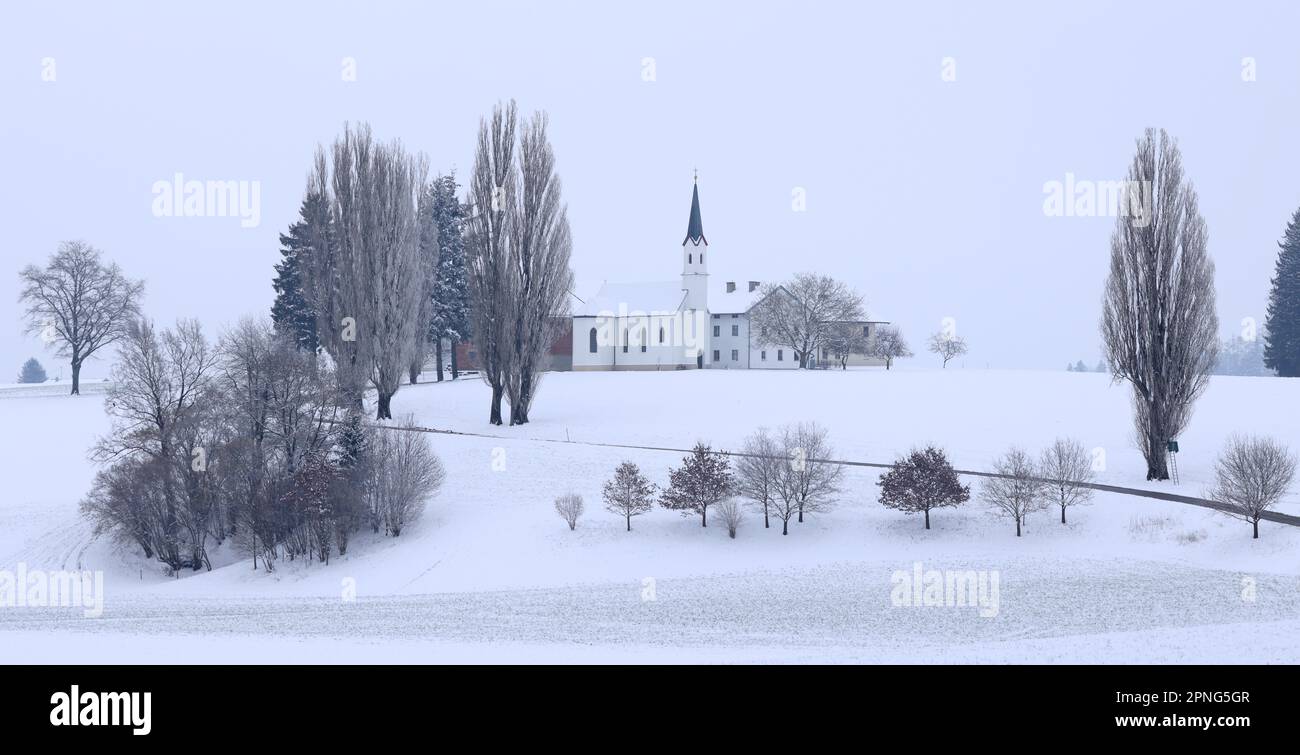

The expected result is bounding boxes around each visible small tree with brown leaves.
[660,443,732,527]
[603,462,655,532]
[877,446,970,530]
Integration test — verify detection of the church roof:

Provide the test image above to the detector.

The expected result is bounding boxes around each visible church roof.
[683,181,707,245]
[574,281,688,317]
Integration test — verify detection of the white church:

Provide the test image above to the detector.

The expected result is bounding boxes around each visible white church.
[571,178,884,371]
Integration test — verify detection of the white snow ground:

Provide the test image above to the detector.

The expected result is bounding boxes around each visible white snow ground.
[1,367,1298,663]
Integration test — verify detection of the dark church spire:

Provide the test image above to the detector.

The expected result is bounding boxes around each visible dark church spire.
[683,174,707,246]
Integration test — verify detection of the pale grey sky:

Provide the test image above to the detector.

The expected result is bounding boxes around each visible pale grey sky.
[3,0,1298,378]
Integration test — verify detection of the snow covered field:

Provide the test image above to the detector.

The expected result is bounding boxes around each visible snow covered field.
[2,367,1298,663]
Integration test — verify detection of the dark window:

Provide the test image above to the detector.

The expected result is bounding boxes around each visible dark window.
[688,253,692,264]
[640,328,647,352]
[588,327,597,353]
[731,349,738,361]
[623,329,628,353]
[731,325,738,337]
[778,350,784,361]
[713,325,720,337]
[712,350,720,361]
[659,327,665,343]
[761,350,767,361]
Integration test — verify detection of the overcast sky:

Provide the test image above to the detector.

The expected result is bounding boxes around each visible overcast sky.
[3,0,1298,378]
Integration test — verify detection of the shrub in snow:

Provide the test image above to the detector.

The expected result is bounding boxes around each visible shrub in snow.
[660,443,732,527]
[1207,434,1296,539]
[554,493,584,531]
[981,447,1046,537]
[877,446,970,530]
[1039,437,1095,524]
[362,418,445,537]
[603,461,656,532]
[17,357,47,383]
[715,498,743,539]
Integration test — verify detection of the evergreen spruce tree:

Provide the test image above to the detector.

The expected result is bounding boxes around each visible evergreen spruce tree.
[1264,207,1300,377]
[17,357,47,383]
[425,173,471,380]
[271,192,324,353]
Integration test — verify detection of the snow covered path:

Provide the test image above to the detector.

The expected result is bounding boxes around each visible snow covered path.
[3,556,1297,663]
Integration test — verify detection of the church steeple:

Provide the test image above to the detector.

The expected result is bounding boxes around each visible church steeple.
[683,173,707,246]
[681,173,708,314]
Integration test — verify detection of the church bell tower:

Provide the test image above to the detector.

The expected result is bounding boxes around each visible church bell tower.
[682,173,709,313]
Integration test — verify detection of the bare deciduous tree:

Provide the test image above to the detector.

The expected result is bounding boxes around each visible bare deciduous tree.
[715,498,744,539]
[1102,128,1219,480]
[305,123,430,420]
[505,110,575,425]
[928,332,967,368]
[981,447,1046,537]
[1207,435,1296,539]
[19,241,144,394]
[870,324,912,370]
[362,419,444,536]
[1039,437,1095,524]
[92,319,218,571]
[734,428,781,529]
[776,422,843,525]
[602,461,656,532]
[554,493,584,531]
[466,101,519,425]
[749,274,864,368]
[823,322,868,369]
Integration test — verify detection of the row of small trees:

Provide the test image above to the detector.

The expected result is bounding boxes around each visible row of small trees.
[557,432,1296,541]
[81,317,444,574]
[557,424,845,537]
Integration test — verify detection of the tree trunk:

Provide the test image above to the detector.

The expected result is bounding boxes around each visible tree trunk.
[1253,519,1259,539]
[376,392,392,420]
[924,508,930,530]
[409,360,420,384]
[1061,506,1067,524]
[451,344,459,380]
[1143,417,1170,480]
[764,501,770,529]
[489,383,504,425]
[70,358,81,395]
[701,507,707,527]
[435,339,444,382]
[626,514,631,532]
[782,519,788,535]
[1015,516,1022,537]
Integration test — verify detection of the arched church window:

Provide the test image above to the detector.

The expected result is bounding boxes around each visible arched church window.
[588,327,597,353]
[659,327,665,344]
[688,253,693,264]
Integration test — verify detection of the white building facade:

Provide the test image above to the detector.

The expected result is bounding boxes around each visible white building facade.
[571,178,884,371]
